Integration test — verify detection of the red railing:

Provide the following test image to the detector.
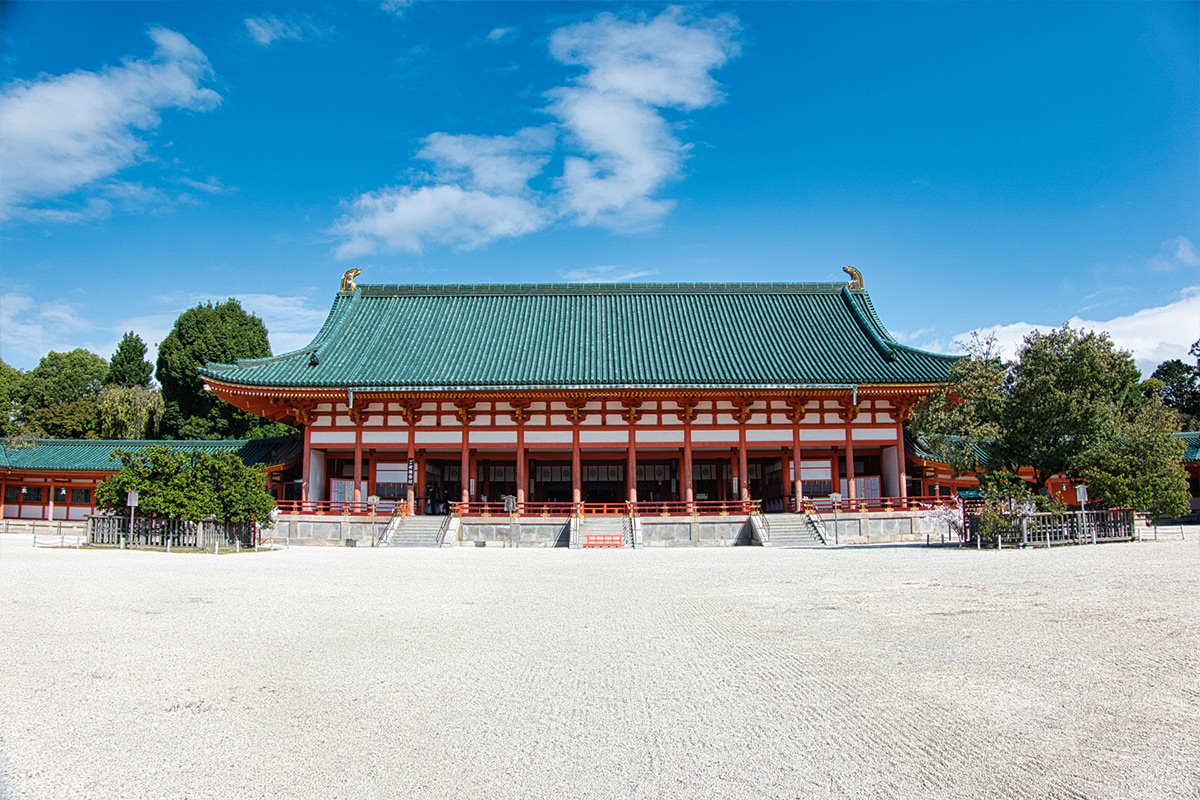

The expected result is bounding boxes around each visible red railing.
[279,495,964,518]
[797,495,962,514]
[631,500,759,517]
[275,500,410,516]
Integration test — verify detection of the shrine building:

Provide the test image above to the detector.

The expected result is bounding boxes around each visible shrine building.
[200,269,962,523]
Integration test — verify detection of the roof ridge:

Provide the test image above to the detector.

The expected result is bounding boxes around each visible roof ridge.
[355,282,855,297]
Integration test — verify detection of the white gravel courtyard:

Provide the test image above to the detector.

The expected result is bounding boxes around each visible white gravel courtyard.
[1,537,1197,800]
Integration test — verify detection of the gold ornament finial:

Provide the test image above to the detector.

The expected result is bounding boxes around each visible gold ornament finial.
[843,265,863,290]
[340,268,362,293]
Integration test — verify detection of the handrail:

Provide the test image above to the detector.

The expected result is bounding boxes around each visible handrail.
[275,499,409,516]
[805,505,829,545]
[753,504,771,542]
[281,495,963,519]
[435,514,453,547]
[799,495,960,514]
[630,499,759,517]
[377,503,409,546]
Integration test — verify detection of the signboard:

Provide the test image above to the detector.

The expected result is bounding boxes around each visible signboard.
[503,495,517,514]
[1075,485,1088,504]
[126,490,139,508]
[408,458,416,483]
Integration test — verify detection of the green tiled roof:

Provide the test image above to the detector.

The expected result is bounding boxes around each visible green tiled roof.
[1177,431,1200,462]
[904,428,989,466]
[202,282,959,391]
[0,436,301,473]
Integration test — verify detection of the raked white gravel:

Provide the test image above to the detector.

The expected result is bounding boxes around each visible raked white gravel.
[1,536,1197,800]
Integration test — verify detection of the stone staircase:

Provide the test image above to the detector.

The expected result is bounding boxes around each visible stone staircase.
[575,516,630,548]
[386,515,447,548]
[763,514,826,548]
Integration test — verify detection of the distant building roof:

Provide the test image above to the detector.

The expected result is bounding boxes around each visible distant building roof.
[0,436,301,474]
[1177,431,1200,462]
[201,282,960,392]
[904,428,989,466]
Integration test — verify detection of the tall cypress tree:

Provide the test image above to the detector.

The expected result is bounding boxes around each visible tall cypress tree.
[105,332,154,388]
[156,299,284,439]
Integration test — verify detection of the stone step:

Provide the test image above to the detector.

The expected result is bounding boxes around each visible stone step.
[385,516,447,548]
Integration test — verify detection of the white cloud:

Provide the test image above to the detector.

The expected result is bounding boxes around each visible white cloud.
[177,176,231,195]
[0,294,99,366]
[332,6,739,257]
[379,0,414,18]
[334,185,549,257]
[549,8,738,111]
[0,291,329,371]
[487,27,514,43]
[1169,236,1200,267]
[0,28,221,223]
[920,288,1200,376]
[559,265,657,283]
[244,15,325,47]
[1147,235,1200,272]
[418,128,555,194]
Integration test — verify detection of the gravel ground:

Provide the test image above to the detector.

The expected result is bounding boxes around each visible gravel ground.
[1,537,1197,800]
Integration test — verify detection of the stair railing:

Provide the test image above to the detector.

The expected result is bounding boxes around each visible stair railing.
[435,513,454,547]
[377,505,406,547]
[803,502,829,545]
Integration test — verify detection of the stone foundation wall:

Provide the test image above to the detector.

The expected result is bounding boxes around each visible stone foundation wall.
[457,519,570,547]
[816,512,956,545]
[268,517,388,546]
[641,518,753,546]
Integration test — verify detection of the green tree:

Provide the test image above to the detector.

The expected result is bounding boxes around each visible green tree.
[94,445,275,525]
[156,299,284,439]
[991,326,1142,490]
[16,348,107,410]
[0,359,22,436]
[1076,400,1190,519]
[14,349,108,438]
[913,325,1185,515]
[97,384,165,439]
[1149,339,1200,430]
[105,332,154,388]
[29,397,101,439]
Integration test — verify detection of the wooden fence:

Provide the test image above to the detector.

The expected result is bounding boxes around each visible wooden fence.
[88,516,257,550]
[965,508,1135,549]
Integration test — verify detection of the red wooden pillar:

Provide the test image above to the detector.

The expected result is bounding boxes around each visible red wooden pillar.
[301,423,312,508]
[571,426,582,506]
[792,424,803,513]
[352,414,363,507]
[46,479,55,521]
[683,421,694,510]
[626,432,637,503]
[516,424,526,506]
[460,434,470,506]
[895,421,908,503]
[738,425,749,502]
[845,437,857,501]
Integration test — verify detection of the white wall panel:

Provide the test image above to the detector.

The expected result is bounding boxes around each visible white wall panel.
[362,431,408,444]
[580,431,629,443]
[310,431,356,444]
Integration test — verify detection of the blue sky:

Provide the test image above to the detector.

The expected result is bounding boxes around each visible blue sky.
[1,1,1197,376]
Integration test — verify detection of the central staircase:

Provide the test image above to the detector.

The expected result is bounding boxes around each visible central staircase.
[384,515,447,548]
[575,516,630,548]
[763,514,827,548]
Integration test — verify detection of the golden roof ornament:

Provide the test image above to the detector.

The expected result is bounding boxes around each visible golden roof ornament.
[843,265,863,290]
[340,268,362,293]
